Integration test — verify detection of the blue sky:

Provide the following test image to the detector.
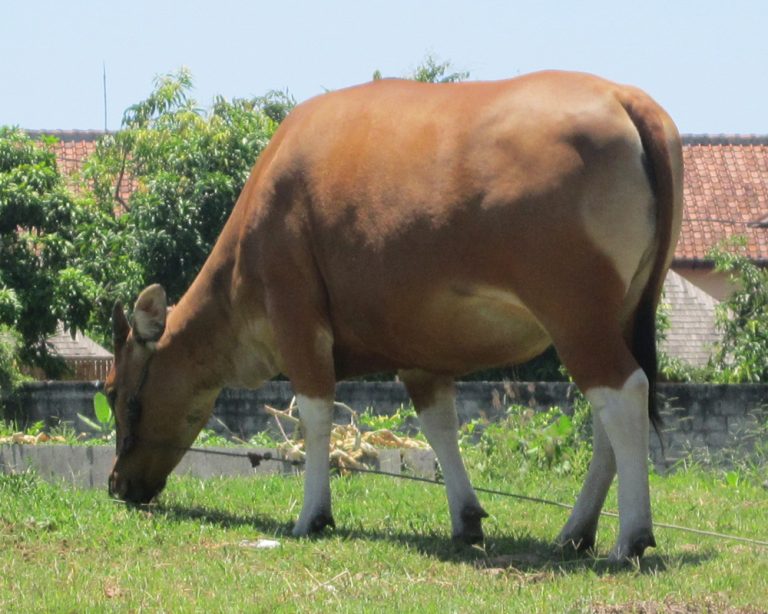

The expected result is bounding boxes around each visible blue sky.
[1,0,766,134]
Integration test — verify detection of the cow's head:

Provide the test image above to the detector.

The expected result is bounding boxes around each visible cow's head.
[106,284,204,504]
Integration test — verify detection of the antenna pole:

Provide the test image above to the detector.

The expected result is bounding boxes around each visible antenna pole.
[103,62,108,132]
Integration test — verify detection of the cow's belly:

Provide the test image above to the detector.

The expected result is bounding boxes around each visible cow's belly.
[420,285,552,371]
[335,285,552,377]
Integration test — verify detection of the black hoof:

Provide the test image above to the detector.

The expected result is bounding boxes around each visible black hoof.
[610,530,657,563]
[628,531,656,558]
[308,512,336,534]
[453,505,489,544]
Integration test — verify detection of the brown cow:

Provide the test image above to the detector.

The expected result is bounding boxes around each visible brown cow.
[106,71,683,561]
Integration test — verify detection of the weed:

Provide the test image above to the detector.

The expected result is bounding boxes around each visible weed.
[357,404,420,435]
[77,392,115,442]
[0,419,45,438]
[464,398,593,480]
[246,430,282,447]
[193,428,235,447]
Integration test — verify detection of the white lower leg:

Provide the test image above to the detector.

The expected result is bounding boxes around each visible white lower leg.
[558,413,616,550]
[293,395,334,536]
[417,389,485,540]
[586,368,654,560]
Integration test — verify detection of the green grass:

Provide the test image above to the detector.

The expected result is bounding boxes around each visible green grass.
[1,459,766,612]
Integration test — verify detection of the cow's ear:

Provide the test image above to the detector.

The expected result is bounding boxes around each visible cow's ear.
[112,301,130,350]
[132,284,167,344]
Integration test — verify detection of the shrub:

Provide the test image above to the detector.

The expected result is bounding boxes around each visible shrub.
[0,326,28,413]
[465,397,593,480]
[708,239,768,383]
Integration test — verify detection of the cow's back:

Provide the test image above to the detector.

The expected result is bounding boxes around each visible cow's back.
[238,72,675,378]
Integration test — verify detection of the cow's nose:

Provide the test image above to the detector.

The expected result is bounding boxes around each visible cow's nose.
[109,472,164,504]
[108,471,128,499]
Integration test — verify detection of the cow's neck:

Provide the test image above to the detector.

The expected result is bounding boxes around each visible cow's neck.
[157,237,278,397]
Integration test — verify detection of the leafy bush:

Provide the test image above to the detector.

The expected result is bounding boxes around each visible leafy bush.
[0,128,101,371]
[708,239,768,383]
[357,404,420,434]
[82,69,287,311]
[464,398,593,479]
[0,326,28,407]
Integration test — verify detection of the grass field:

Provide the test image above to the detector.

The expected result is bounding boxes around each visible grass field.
[1,449,766,613]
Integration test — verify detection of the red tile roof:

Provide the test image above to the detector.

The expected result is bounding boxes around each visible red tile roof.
[33,132,768,264]
[679,135,768,264]
[28,130,134,203]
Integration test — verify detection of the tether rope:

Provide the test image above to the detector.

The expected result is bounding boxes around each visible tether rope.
[169,445,768,548]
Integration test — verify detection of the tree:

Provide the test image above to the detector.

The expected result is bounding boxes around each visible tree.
[372,54,470,84]
[708,239,768,383]
[83,69,288,308]
[0,127,99,373]
[409,54,470,83]
[0,325,27,398]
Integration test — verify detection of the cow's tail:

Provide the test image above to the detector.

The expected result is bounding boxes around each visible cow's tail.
[618,87,684,432]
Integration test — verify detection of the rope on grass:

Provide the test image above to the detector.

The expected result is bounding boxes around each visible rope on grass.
[176,445,768,549]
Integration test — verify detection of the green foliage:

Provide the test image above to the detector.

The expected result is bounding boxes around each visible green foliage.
[193,428,233,447]
[82,68,285,311]
[77,392,115,439]
[0,418,44,438]
[357,404,419,433]
[92,391,113,426]
[707,238,768,382]
[409,54,470,83]
[252,89,296,124]
[246,430,282,447]
[372,53,470,86]
[0,286,21,325]
[465,398,593,479]
[0,325,28,399]
[0,127,101,372]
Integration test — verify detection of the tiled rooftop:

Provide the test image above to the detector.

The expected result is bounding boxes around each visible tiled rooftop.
[28,130,134,203]
[47,324,113,359]
[679,135,768,263]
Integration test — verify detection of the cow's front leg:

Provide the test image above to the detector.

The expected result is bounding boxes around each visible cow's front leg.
[293,394,335,536]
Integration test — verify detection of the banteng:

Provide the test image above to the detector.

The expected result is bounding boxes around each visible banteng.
[106,71,683,561]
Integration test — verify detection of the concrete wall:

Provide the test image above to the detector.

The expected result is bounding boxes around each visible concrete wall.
[0,444,435,488]
[652,384,768,467]
[5,380,767,467]
[5,380,579,435]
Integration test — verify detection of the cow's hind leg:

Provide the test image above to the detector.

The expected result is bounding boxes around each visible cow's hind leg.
[556,411,616,553]
[400,370,487,543]
[554,328,655,562]
[587,368,655,561]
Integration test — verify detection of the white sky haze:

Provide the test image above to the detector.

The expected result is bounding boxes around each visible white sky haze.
[1,0,766,134]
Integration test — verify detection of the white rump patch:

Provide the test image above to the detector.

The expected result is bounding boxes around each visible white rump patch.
[579,137,655,290]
